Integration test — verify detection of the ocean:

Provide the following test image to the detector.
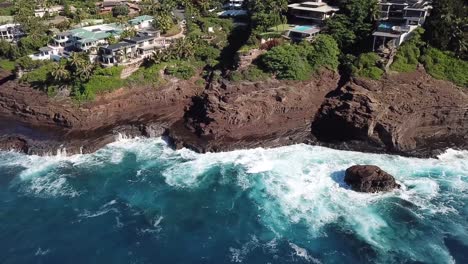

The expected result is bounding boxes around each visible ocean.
[0,137,467,264]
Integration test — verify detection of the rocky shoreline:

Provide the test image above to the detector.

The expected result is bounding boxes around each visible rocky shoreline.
[0,69,466,158]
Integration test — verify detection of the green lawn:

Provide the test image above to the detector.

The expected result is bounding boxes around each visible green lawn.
[0,59,15,71]
[267,24,293,32]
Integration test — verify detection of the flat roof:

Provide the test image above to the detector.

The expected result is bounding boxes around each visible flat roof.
[39,46,53,52]
[288,3,339,13]
[129,15,153,25]
[124,35,155,43]
[104,41,135,50]
[373,31,401,38]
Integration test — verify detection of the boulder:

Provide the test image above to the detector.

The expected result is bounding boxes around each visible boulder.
[344,165,400,193]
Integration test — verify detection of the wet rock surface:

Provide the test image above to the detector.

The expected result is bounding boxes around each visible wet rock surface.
[344,165,401,193]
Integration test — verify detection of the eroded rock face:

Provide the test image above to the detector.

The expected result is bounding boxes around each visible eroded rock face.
[0,77,202,155]
[313,69,468,157]
[344,165,400,193]
[169,70,340,152]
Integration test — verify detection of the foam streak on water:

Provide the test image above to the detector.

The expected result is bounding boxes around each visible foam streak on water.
[0,138,467,264]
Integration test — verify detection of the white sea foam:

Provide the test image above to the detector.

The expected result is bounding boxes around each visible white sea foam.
[1,139,467,263]
[289,242,321,263]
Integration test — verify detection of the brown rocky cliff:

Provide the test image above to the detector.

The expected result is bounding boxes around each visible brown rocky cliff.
[0,78,202,154]
[168,70,341,152]
[313,69,468,156]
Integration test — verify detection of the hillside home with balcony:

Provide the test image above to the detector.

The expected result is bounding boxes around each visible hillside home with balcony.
[288,0,339,24]
[100,33,166,67]
[373,0,432,51]
[0,23,24,42]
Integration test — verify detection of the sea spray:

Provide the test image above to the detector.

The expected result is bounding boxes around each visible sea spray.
[0,138,466,263]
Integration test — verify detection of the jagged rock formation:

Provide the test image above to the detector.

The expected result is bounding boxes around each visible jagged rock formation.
[344,165,400,193]
[0,68,466,157]
[168,70,340,152]
[313,69,468,157]
[0,77,202,154]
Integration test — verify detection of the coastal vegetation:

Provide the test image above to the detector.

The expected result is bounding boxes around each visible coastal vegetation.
[353,52,384,80]
[258,34,339,80]
[0,0,466,100]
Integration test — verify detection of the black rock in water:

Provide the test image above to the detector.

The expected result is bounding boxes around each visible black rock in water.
[344,165,400,193]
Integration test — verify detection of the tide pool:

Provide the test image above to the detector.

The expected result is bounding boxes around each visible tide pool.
[0,137,467,263]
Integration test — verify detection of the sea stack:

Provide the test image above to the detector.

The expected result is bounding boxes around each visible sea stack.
[344,165,400,193]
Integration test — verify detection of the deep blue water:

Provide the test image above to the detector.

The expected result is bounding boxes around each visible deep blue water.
[0,138,467,264]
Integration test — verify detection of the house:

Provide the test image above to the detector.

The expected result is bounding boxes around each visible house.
[283,25,321,42]
[288,0,339,23]
[0,23,24,42]
[372,0,432,51]
[67,23,124,52]
[100,33,166,67]
[129,15,154,30]
[29,47,61,61]
[34,5,64,18]
[98,0,141,15]
[224,0,245,9]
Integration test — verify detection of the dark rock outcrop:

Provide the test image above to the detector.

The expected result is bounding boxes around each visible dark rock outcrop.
[344,165,400,193]
[313,69,468,157]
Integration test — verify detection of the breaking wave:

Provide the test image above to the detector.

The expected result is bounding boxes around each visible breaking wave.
[0,138,466,263]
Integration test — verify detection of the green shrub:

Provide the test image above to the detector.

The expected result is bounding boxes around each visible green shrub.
[258,35,339,81]
[390,29,424,72]
[421,48,468,87]
[354,52,384,80]
[80,66,124,99]
[195,79,206,87]
[243,66,269,82]
[20,62,54,87]
[228,71,243,82]
[165,63,195,80]
[0,59,15,71]
[360,67,384,80]
[259,44,311,80]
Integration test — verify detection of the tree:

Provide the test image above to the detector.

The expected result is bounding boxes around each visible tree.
[247,0,288,33]
[424,0,467,59]
[51,62,70,83]
[76,61,95,81]
[325,0,379,53]
[68,52,85,71]
[306,34,340,70]
[112,4,129,17]
[259,44,312,80]
[153,13,175,34]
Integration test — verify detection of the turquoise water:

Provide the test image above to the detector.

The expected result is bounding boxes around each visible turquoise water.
[294,25,317,32]
[0,137,467,263]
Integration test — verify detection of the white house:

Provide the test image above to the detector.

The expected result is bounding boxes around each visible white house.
[0,23,24,42]
[224,0,244,9]
[128,15,154,30]
[288,0,339,23]
[34,5,64,18]
[29,47,61,61]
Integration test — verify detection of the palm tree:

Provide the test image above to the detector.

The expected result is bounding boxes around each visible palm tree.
[69,52,85,70]
[76,62,95,81]
[51,63,70,83]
